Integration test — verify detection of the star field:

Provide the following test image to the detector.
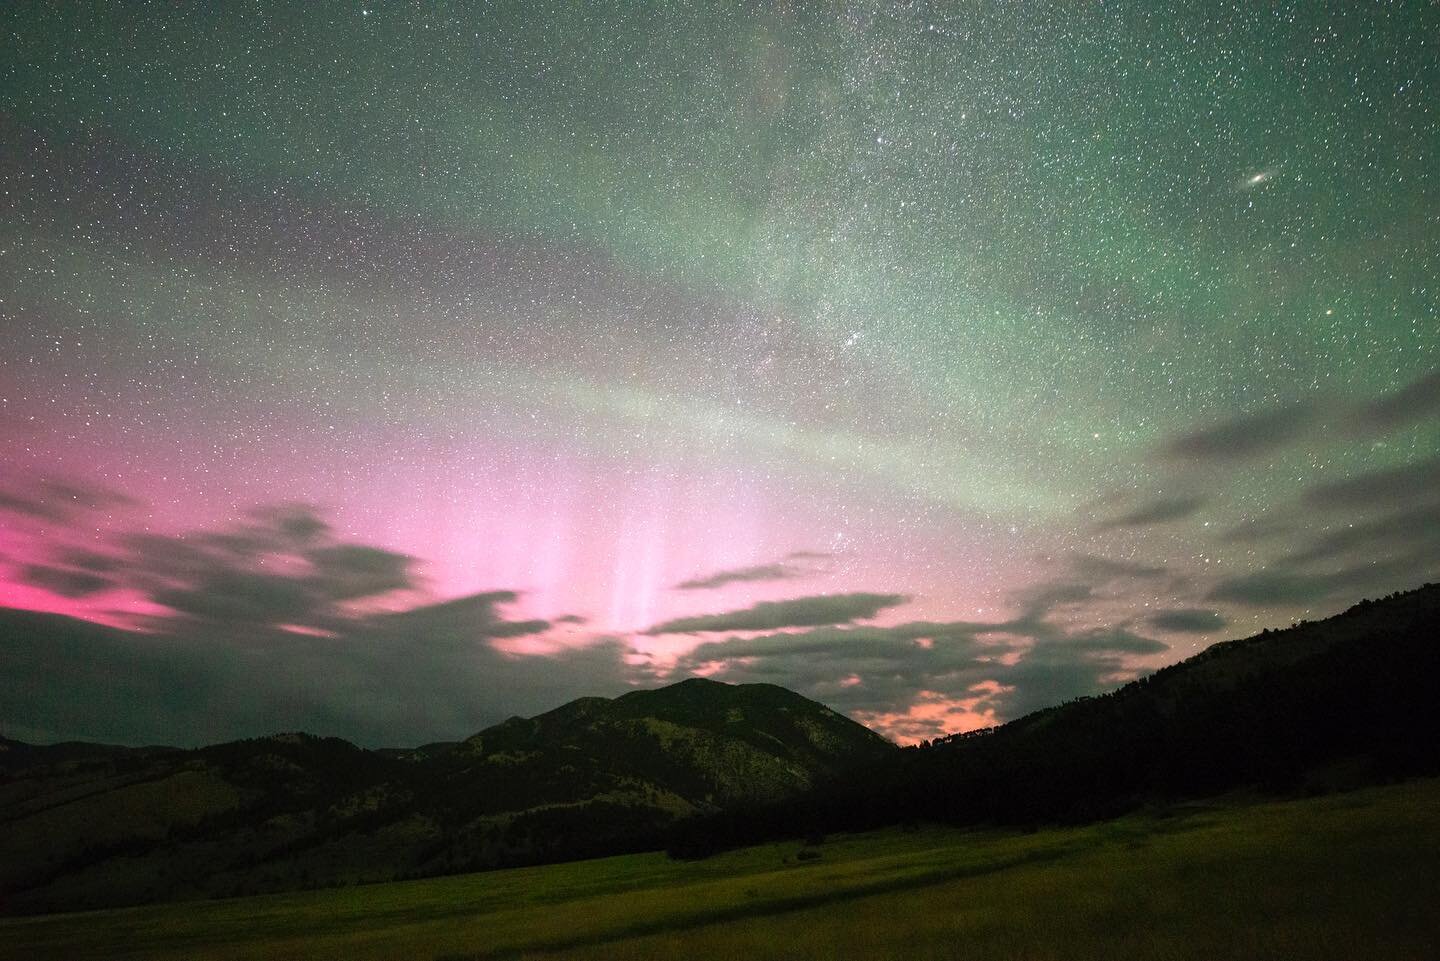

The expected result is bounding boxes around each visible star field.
[0,1,1437,744]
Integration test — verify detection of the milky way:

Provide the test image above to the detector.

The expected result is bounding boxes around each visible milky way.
[1,2,1437,745]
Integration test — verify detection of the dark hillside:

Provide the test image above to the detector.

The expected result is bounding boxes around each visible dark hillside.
[670,584,1440,855]
[0,675,888,914]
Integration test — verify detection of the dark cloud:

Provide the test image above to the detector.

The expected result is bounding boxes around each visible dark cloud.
[54,547,124,573]
[1206,569,1344,607]
[1356,369,1440,432]
[0,477,137,523]
[307,544,413,600]
[118,532,218,587]
[1147,608,1229,633]
[1218,515,1296,544]
[375,591,552,640]
[248,502,332,543]
[988,656,1123,719]
[1205,554,1430,608]
[1159,404,1317,462]
[0,599,629,748]
[678,621,1001,719]
[1000,630,1170,723]
[18,564,115,598]
[1303,455,1440,511]
[1062,627,1170,654]
[645,592,909,634]
[152,568,320,626]
[3,495,1191,746]
[1095,494,1204,530]
[682,621,992,666]
[675,608,1167,732]
[675,551,832,590]
[1066,553,1166,582]
[0,499,422,640]
[1281,502,1440,567]
[36,479,139,513]
[1206,488,1440,610]
[0,491,69,522]
[49,506,420,630]
[1010,580,1094,622]
[872,688,1006,744]
[675,562,799,591]
[0,506,629,746]
[673,580,1169,733]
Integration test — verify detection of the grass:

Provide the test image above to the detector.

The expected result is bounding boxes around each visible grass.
[1,779,1437,960]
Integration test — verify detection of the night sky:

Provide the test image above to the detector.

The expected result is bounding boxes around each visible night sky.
[2,2,1437,746]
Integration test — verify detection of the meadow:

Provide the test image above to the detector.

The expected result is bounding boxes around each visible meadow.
[1,779,1436,961]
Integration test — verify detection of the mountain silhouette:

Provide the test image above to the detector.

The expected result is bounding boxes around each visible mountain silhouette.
[5,584,1439,913]
[668,583,1440,856]
[0,676,889,914]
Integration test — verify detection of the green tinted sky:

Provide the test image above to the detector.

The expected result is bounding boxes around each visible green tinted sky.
[1,1,1437,742]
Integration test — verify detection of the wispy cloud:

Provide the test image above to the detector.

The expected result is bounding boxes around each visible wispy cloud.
[645,592,908,635]
[1095,494,1204,530]
[0,477,139,523]
[1146,608,1228,633]
[675,602,1168,739]
[1206,555,1431,608]
[1159,404,1317,462]
[1065,553,1167,582]
[1304,454,1440,510]
[676,562,799,591]
[674,551,833,590]
[1355,369,1440,433]
[0,505,629,746]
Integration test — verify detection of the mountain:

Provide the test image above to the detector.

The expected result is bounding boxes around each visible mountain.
[669,583,1440,856]
[451,678,893,806]
[7,584,1438,912]
[0,678,891,914]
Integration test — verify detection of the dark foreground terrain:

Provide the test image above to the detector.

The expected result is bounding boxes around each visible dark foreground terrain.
[0,674,891,913]
[0,778,1435,961]
[4,583,1438,917]
[672,583,1440,854]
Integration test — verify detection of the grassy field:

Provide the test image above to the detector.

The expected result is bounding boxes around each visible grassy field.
[1,779,1437,961]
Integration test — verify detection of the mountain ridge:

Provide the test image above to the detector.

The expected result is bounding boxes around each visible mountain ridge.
[5,584,1439,912]
[0,675,891,914]
[667,582,1440,856]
